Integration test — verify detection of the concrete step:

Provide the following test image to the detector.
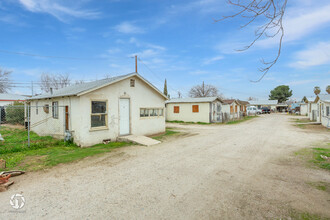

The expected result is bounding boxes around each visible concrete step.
[118,135,161,146]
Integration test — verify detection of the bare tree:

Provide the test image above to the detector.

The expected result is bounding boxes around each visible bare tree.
[189,81,218,97]
[40,73,71,93]
[75,80,85,84]
[177,91,182,98]
[215,0,288,82]
[0,67,12,93]
[248,96,257,101]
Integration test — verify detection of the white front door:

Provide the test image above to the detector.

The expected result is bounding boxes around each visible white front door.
[119,98,130,135]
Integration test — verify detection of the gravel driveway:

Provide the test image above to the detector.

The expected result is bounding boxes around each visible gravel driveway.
[0,114,329,219]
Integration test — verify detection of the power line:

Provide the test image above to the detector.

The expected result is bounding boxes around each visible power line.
[138,58,182,95]
[0,49,107,61]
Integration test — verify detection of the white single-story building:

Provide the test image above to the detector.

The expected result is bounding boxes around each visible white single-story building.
[314,94,330,128]
[165,97,224,123]
[222,99,241,119]
[300,102,308,116]
[28,72,167,147]
[247,100,278,111]
[0,93,26,106]
[305,96,317,121]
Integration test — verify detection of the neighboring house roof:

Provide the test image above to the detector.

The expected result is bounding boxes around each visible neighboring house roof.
[166,97,222,104]
[29,72,168,100]
[304,96,316,103]
[315,94,330,103]
[237,100,249,105]
[0,93,27,101]
[248,100,278,105]
[222,99,234,104]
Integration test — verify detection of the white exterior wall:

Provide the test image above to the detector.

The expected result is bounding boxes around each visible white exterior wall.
[222,102,240,119]
[300,104,308,116]
[30,76,166,147]
[309,103,318,121]
[320,102,330,128]
[29,97,77,138]
[166,102,211,123]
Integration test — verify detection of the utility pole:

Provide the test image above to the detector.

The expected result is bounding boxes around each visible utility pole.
[135,55,138,73]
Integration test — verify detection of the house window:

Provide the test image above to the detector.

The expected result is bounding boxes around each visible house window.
[91,101,107,128]
[230,106,233,113]
[235,105,238,113]
[130,79,135,87]
[140,108,164,117]
[52,102,58,119]
[192,105,199,113]
[326,106,330,116]
[36,101,38,115]
[174,106,180,113]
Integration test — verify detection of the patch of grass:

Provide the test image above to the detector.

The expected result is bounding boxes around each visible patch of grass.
[0,126,132,171]
[166,120,210,125]
[311,147,330,170]
[295,143,330,171]
[289,209,327,220]
[306,181,329,192]
[226,116,258,125]
[151,128,180,141]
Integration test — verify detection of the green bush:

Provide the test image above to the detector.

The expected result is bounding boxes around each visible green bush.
[5,102,25,125]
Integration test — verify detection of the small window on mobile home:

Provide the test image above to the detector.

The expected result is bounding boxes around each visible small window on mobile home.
[52,102,58,119]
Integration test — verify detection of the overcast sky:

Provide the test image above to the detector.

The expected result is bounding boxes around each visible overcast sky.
[0,0,329,100]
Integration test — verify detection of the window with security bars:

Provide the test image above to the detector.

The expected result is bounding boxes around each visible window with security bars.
[91,101,107,128]
[52,102,58,119]
[140,108,164,117]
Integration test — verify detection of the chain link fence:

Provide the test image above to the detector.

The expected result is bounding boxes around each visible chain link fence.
[0,103,68,151]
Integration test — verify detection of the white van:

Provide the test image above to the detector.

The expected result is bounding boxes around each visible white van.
[247,106,261,115]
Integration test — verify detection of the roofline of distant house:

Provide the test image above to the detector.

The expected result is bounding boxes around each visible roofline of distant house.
[0,99,26,101]
[166,97,224,104]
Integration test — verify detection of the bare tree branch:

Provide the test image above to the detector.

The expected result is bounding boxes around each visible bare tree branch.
[215,0,287,82]
[0,67,12,93]
[40,73,71,93]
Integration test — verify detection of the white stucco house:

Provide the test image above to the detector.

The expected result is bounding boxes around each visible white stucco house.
[165,97,224,123]
[314,94,330,128]
[28,72,167,147]
[300,103,308,116]
[0,93,26,106]
[222,99,241,119]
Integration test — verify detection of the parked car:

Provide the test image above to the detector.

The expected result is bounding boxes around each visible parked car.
[261,107,271,114]
[247,106,261,115]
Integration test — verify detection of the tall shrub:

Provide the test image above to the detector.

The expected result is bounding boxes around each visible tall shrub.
[6,102,25,125]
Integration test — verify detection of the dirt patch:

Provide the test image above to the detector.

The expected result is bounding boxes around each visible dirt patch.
[297,124,330,132]
[0,124,25,130]
[18,155,47,171]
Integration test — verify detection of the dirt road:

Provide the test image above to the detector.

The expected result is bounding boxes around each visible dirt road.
[0,114,329,219]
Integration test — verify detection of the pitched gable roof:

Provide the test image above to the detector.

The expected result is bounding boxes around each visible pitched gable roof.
[166,97,222,104]
[29,72,167,100]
